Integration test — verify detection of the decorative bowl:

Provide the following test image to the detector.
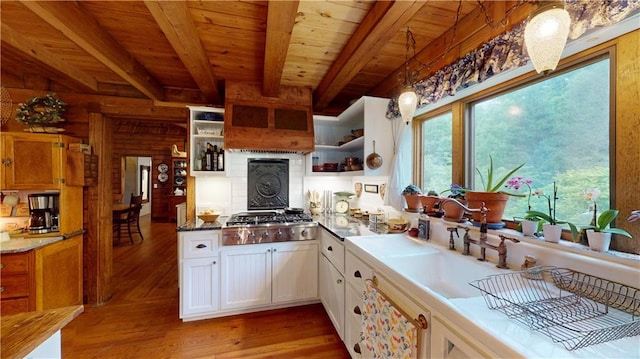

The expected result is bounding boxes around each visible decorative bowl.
[197,214,220,223]
[387,218,408,233]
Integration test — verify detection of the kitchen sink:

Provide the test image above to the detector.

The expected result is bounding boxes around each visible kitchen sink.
[347,233,511,299]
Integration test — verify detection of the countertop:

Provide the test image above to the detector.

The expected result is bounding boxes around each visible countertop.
[315,214,392,239]
[1,229,85,254]
[1,305,83,359]
[176,217,227,232]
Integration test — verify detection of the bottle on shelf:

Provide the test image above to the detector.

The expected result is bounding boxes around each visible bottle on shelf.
[205,143,213,171]
[212,145,219,171]
[218,147,224,171]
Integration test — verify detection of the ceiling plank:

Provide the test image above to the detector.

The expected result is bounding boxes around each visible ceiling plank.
[20,0,165,100]
[144,1,221,104]
[313,1,426,111]
[263,0,299,97]
[1,23,98,92]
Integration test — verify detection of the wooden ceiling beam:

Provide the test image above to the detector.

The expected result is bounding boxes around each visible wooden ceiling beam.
[263,0,299,97]
[144,1,221,104]
[313,1,427,111]
[0,23,98,92]
[99,103,187,121]
[20,0,165,101]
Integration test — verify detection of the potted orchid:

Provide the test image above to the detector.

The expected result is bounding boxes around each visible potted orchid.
[581,188,632,251]
[505,176,537,236]
[524,182,579,242]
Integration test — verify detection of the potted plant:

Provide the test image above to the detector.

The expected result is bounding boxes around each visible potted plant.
[440,184,468,222]
[401,184,423,212]
[581,188,632,251]
[420,189,442,216]
[465,155,525,225]
[15,93,66,132]
[524,182,579,243]
[505,176,537,236]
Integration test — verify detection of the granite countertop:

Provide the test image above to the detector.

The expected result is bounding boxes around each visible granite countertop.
[315,214,390,239]
[1,236,64,254]
[176,217,228,232]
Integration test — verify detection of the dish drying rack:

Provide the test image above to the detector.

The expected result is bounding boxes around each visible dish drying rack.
[469,267,640,351]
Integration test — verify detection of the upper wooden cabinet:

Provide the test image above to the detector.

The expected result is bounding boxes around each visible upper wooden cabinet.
[224,81,314,153]
[0,133,82,190]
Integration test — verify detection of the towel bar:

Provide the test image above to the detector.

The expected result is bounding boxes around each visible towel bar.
[367,275,429,330]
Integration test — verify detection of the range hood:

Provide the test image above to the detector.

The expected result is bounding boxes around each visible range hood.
[224,81,315,154]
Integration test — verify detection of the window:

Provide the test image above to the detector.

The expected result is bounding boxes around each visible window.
[421,112,453,194]
[469,57,611,225]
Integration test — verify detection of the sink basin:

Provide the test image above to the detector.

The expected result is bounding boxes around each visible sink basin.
[347,234,510,299]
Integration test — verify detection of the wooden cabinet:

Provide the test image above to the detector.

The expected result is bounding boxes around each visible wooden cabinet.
[188,106,225,176]
[0,133,77,189]
[220,241,318,310]
[0,235,82,315]
[309,96,392,176]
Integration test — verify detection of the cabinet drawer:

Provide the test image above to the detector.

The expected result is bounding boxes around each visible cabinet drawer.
[345,250,372,291]
[321,232,344,273]
[0,274,29,299]
[0,297,30,315]
[182,232,219,259]
[1,252,30,275]
[345,283,364,358]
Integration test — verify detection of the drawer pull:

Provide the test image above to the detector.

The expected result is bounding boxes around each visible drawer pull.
[0,287,4,293]
[195,244,207,249]
[336,278,342,284]
[354,343,361,354]
[0,263,4,269]
[354,270,362,278]
[353,305,361,315]
[327,246,333,251]
[213,260,217,265]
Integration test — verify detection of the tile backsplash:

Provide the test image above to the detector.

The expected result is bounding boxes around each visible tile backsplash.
[195,152,389,215]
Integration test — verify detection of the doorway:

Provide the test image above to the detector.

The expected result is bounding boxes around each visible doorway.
[121,156,152,216]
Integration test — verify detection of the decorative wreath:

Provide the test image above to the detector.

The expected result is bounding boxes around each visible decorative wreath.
[15,93,66,127]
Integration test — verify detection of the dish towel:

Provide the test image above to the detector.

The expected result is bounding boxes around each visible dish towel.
[360,280,417,359]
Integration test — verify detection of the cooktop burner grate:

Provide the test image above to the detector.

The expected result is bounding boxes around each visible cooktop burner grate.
[226,211,313,226]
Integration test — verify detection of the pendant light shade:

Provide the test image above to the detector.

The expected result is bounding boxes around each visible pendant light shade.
[398,87,418,125]
[524,2,571,75]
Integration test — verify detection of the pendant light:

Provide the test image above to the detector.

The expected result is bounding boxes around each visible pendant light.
[524,1,571,75]
[399,28,418,125]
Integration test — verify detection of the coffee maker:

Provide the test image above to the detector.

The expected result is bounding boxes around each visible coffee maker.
[28,193,60,234]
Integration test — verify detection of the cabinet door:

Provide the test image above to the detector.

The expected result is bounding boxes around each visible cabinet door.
[319,254,345,340]
[220,246,271,310]
[272,242,318,303]
[2,133,62,189]
[180,258,219,318]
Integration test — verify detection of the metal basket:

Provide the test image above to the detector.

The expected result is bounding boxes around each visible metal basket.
[469,267,640,351]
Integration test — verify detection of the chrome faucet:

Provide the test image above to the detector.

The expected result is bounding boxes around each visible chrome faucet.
[441,198,519,269]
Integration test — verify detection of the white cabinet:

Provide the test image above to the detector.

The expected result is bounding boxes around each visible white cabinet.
[318,228,346,339]
[220,241,318,310]
[181,258,219,317]
[309,96,392,176]
[178,230,220,319]
[188,106,225,176]
[319,255,345,340]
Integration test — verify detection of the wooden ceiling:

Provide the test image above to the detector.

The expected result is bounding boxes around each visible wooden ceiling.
[1,1,532,116]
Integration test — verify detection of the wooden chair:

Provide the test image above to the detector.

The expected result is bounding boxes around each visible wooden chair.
[113,193,144,244]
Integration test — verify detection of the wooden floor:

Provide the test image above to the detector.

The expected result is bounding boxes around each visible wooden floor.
[62,216,349,358]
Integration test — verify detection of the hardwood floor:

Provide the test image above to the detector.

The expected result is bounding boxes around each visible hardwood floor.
[62,216,349,358]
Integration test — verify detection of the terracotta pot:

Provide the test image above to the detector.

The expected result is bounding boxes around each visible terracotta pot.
[403,194,423,211]
[442,199,467,222]
[586,230,611,252]
[465,191,510,224]
[420,196,442,215]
